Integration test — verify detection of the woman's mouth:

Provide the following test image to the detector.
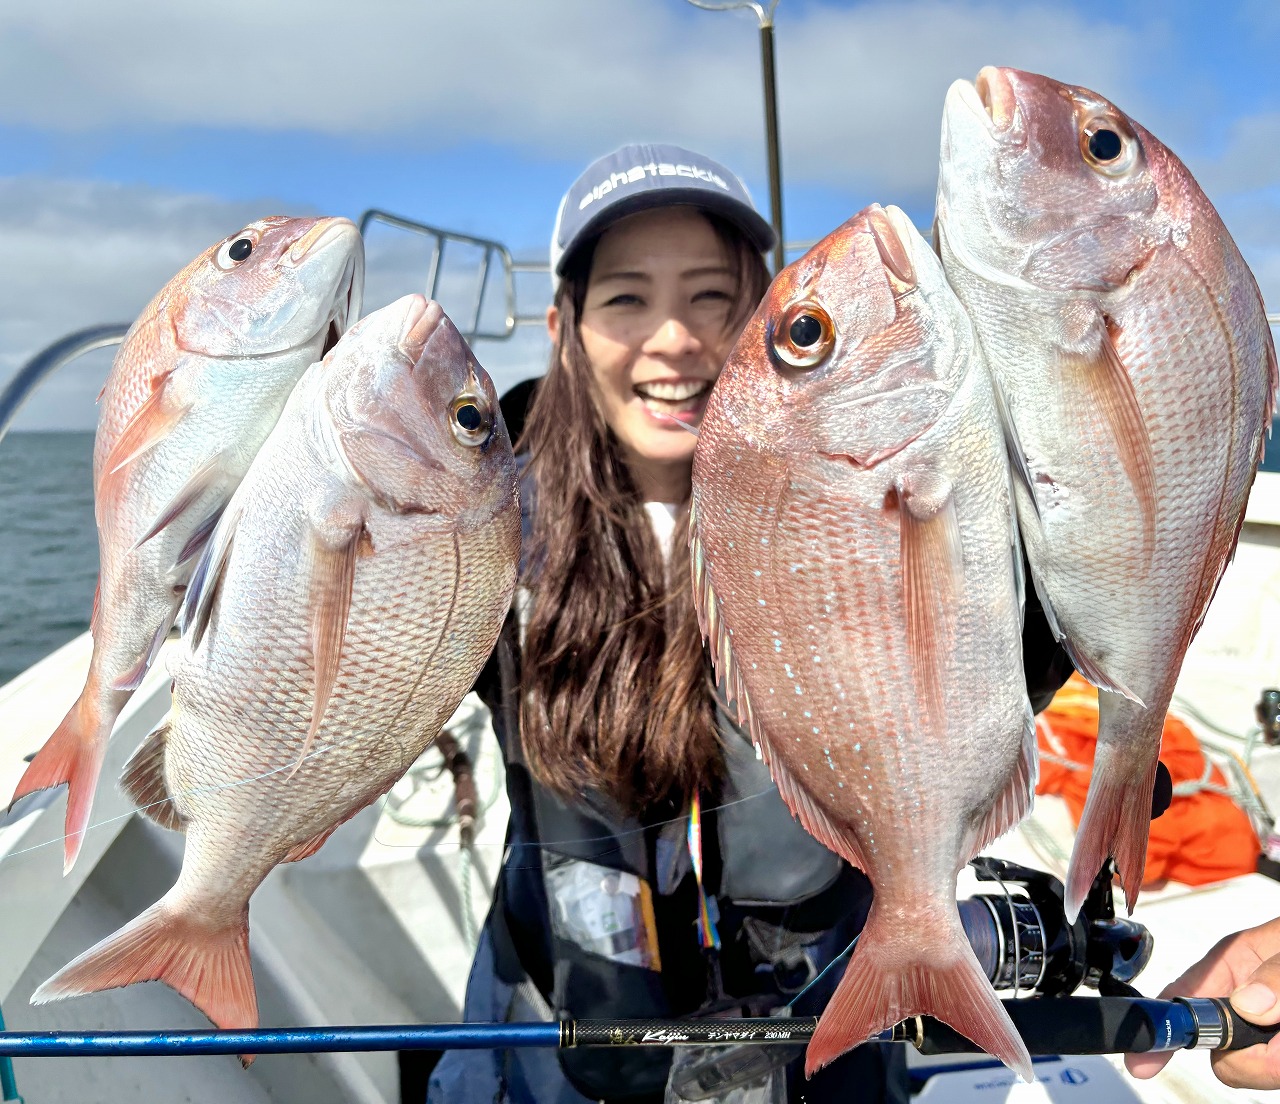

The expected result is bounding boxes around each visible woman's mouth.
[633,379,714,420]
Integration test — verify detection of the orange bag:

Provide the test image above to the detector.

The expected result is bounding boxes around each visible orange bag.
[1036,675,1259,888]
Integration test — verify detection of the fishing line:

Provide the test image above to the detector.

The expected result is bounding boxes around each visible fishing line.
[783,932,860,1012]
[0,730,778,875]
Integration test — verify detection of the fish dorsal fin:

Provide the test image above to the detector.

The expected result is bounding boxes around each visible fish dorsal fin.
[970,700,1037,857]
[689,498,868,873]
[896,471,963,730]
[293,514,368,778]
[119,718,186,832]
[1056,314,1156,564]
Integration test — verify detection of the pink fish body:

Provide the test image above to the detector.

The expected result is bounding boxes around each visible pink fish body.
[11,216,364,874]
[691,205,1034,1080]
[31,294,520,1035]
[935,67,1278,918]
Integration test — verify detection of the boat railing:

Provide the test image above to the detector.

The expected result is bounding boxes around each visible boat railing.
[4,208,1280,449]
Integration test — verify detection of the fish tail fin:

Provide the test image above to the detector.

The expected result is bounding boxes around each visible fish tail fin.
[807,903,1032,1083]
[32,893,257,1046]
[9,691,111,875]
[1064,734,1161,922]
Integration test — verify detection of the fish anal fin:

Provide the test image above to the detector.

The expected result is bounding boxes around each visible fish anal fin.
[132,454,228,552]
[31,896,258,1058]
[807,905,1032,1082]
[281,826,340,864]
[896,471,962,729]
[1058,317,1157,564]
[1031,576,1145,705]
[971,701,1038,856]
[110,600,180,692]
[101,377,191,485]
[89,577,102,638]
[181,503,241,649]
[295,515,366,777]
[280,804,363,863]
[691,498,866,872]
[1064,741,1161,922]
[119,720,185,832]
[10,692,111,875]
[767,747,869,873]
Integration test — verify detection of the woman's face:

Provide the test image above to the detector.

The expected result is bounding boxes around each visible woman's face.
[551,206,744,500]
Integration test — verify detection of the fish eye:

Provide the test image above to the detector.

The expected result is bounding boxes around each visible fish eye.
[1079,116,1138,176]
[450,393,493,447]
[214,228,262,270]
[771,302,835,370]
[1087,129,1122,162]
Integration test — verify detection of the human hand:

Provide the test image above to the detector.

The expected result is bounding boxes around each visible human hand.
[1125,915,1280,1088]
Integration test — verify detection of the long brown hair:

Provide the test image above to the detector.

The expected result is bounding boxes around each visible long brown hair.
[518,212,771,816]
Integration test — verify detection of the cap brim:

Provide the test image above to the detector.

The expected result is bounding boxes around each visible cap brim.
[555,188,776,276]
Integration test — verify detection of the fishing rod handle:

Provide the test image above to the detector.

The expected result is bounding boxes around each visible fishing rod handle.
[900,996,1280,1056]
[1174,997,1280,1051]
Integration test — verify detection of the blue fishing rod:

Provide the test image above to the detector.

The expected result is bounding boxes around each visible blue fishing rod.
[0,996,1272,1059]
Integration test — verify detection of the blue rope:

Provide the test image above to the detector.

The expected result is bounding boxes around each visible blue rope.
[0,1003,23,1102]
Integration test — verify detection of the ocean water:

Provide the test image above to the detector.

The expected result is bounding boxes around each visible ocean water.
[0,431,98,686]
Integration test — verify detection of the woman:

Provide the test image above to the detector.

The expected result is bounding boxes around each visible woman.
[427,143,1071,1104]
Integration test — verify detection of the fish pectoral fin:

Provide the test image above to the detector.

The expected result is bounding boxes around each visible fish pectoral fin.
[971,701,1037,856]
[295,515,367,777]
[100,374,191,487]
[120,718,186,832]
[897,471,962,729]
[1057,316,1157,564]
[132,453,230,553]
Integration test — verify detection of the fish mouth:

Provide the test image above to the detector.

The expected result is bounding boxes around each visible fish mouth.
[633,377,715,420]
[398,296,445,360]
[949,67,1021,143]
[865,205,918,290]
[320,255,362,359]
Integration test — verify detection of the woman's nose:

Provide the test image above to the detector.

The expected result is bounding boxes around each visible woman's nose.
[642,317,703,357]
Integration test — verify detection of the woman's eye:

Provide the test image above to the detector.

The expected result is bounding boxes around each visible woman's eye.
[603,293,643,307]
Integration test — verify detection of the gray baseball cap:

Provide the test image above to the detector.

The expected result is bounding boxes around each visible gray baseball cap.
[550,143,776,278]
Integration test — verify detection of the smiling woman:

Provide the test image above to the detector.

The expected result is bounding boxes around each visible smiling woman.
[425,144,914,1104]
[570,206,741,500]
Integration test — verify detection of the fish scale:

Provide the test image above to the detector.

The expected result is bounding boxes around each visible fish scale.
[692,204,1035,1080]
[30,295,520,1040]
[936,66,1277,920]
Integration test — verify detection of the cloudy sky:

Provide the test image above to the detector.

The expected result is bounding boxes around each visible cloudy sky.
[3,0,1279,429]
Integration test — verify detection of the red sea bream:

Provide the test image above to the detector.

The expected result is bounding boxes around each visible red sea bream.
[935,67,1278,919]
[31,295,520,1037]
[10,216,363,873]
[691,204,1035,1080]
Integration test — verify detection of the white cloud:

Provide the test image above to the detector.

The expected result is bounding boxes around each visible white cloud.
[0,0,1152,195]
